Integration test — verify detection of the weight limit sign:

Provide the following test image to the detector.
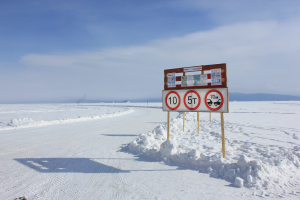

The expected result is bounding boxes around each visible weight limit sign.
[183,90,201,110]
[165,91,181,110]
[205,89,224,111]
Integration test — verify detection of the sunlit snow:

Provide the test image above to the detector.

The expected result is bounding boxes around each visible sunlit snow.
[1,102,299,199]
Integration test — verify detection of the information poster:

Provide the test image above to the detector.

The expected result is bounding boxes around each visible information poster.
[187,75,194,86]
[181,74,208,87]
[183,66,202,72]
[167,73,176,88]
[195,74,208,86]
[211,68,222,85]
[181,76,187,87]
[194,75,201,85]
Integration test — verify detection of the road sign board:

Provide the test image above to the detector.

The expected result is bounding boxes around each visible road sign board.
[162,88,228,112]
[165,91,181,110]
[205,89,224,111]
[163,64,229,158]
[183,90,201,110]
[164,63,227,90]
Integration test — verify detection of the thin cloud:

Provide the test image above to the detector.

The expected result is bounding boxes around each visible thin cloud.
[19,19,300,99]
[21,20,300,67]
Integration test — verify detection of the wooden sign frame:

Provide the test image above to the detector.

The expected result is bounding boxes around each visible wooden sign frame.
[164,63,227,90]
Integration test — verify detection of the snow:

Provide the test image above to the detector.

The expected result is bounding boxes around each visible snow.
[126,111,300,190]
[234,177,244,188]
[0,104,132,130]
[0,102,300,199]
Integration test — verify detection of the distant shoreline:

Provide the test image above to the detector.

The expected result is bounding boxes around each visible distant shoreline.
[1,93,300,104]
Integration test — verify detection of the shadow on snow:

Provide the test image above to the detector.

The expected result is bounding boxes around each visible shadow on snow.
[14,158,130,173]
[14,157,179,173]
[102,134,139,137]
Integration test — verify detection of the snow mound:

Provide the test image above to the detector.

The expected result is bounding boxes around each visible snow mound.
[8,118,34,127]
[125,112,300,191]
[4,108,133,130]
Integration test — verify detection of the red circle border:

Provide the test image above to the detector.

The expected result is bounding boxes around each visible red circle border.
[204,89,224,111]
[165,91,181,110]
[183,90,201,110]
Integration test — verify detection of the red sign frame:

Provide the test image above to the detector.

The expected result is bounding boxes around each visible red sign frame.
[164,63,227,90]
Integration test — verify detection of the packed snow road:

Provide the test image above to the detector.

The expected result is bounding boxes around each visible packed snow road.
[0,103,299,199]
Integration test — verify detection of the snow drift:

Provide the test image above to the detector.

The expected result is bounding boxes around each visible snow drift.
[1,106,133,130]
[125,112,300,190]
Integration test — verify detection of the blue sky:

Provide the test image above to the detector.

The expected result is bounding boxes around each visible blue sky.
[0,0,300,103]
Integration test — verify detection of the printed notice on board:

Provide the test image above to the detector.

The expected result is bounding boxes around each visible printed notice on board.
[194,74,208,86]
[187,75,194,86]
[167,73,176,88]
[181,75,195,87]
[183,66,202,72]
[211,68,222,85]
[181,74,208,87]
[181,76,187,87]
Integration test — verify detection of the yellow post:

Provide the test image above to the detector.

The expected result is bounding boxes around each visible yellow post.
[220,112,226,159]
[182,70,186,133]
[197,112,199,134]
[167,111,170,140]
[209,112,211,122]
[183,112,185,132]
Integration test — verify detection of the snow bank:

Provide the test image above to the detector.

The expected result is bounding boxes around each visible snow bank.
[3,108,133,130]
[125,112,300,190]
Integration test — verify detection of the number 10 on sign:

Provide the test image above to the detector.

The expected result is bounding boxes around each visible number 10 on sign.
[165,91,180,110]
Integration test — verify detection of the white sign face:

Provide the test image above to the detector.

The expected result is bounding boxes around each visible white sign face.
[165,91,181,110]
[205,90,224,111]
[183,90,201,110]
[162,88,228,112]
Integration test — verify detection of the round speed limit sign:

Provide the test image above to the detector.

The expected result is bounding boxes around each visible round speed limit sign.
[165,91,181,110]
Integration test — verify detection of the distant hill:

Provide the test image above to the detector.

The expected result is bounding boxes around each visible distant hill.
[136,93,300,102]
[77,99,131,103]
[229,93,300,101]
[75,93,300,103]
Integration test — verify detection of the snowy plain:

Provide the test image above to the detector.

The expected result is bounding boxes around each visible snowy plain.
[0,102,299,199]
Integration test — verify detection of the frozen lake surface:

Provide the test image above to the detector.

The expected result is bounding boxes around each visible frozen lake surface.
[0,102,299,199]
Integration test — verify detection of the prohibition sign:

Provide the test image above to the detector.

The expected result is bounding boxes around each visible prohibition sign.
[165,91,181,110]
[184,90,201,110]
[205,89,224,111]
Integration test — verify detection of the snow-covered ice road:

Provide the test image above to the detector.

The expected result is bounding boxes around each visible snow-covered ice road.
[0,105,295,199]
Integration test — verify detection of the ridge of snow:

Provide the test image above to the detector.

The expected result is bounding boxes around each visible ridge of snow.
[125,112,300,191]
[2,108,133,130]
